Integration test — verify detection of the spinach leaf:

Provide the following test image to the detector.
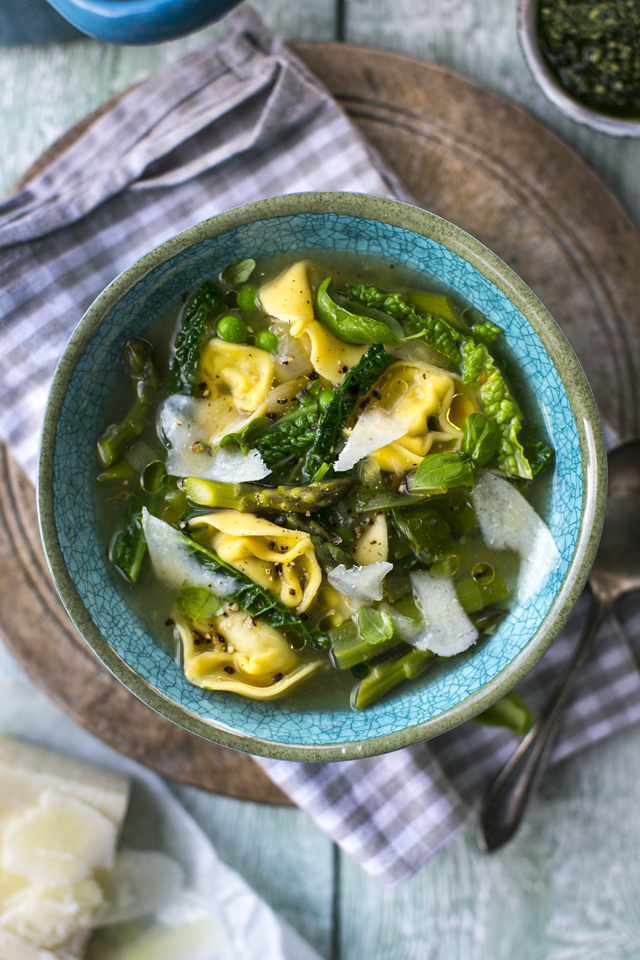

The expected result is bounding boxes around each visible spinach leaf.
[462,412,500,466]
[522,439,554,476]
[413,452,474,490]
[316,278,404,344]
[304,344,392,481]
[391,503,458,575]
[221,258,256,284]
[109,508,147,583]
[174,585,222,621]
[170,282,224,394]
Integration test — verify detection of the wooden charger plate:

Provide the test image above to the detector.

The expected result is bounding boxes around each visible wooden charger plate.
[2,43,640,804]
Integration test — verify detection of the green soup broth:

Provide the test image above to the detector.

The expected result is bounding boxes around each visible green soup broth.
[93,251,553,712]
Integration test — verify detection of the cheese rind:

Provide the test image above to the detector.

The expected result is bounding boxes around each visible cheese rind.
[0,738,128,825]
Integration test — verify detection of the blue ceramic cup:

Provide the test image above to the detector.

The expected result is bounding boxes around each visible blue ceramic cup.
[44,0,245,44]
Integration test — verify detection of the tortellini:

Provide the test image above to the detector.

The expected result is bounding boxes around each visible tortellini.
[199,339,274,414]
[189,511,322,613]
[259,262,365,383]
[176,610,319,698]
[368,361,469,474]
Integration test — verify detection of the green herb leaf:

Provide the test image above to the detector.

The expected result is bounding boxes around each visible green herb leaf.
[174,585,222,621]
[413,452,474,489]
[109,508,147,583]
[391,502,459,575]
[218,417,271,455]
[522,440,554,476]
[462,413,500,466]
[356,607,394,645]
[221,258,256,284]
[140,460,168,493]
[316,278,403,344]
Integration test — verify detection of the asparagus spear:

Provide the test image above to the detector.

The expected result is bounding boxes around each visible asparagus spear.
[329,616,400,670]
[276,513,353,571]
[182,477,355,513]
[97,338,159,468]
[474,690,533,734]
[352,649,434,710]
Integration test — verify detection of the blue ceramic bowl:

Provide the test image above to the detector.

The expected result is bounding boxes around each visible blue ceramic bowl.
[44,0,243,45]
[38,193,606,761]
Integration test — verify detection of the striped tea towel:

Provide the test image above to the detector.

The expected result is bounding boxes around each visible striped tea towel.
[1,6,639,887]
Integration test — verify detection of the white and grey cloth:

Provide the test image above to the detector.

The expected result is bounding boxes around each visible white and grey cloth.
[1,8,639,887]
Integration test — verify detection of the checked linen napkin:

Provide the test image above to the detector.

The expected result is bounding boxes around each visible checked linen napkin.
[1,7,640,887]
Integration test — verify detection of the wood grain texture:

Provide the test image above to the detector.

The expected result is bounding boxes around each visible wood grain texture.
[346,0,640,229]
[337,723,640,960]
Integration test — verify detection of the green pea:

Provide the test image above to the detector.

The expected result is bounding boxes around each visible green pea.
[217,315,247,344]
[319,388,335,409]
[237,284,258,312]
[255,330,279,352]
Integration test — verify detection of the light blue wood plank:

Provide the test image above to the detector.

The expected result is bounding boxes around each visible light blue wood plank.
[345,0,640,227]
[338,723,640,959]
[170,784,335,958]
[0,0,336,197]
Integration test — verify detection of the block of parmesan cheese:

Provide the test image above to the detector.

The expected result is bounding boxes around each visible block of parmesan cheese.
[0,738,129,825]
[0,738,130,960]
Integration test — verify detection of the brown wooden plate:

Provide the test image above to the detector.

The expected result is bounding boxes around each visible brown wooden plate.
[2,43,639,802]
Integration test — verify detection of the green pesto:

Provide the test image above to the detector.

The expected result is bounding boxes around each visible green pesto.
[540,0,640,114]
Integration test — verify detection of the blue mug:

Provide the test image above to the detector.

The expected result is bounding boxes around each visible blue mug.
[44,0,245,44]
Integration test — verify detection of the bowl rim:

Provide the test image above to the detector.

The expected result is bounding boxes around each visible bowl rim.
[38,191,607,761]
[518,0,640,138]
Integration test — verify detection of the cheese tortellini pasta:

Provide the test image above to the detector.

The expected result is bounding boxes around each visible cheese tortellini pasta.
[176,610,319,698]
[189,511,323,613]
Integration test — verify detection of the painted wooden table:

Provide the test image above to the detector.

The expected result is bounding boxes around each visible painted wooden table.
[2,3,640,957]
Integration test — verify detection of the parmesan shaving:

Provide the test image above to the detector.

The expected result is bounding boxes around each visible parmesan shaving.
[141,510,237,597]
[334,408,411,473]
[411,571,478,656]
[471,473,561,602]
[158,395,270,483]
[327,562,393,603]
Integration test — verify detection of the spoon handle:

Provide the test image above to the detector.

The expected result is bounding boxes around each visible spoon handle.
[478,587,610,852]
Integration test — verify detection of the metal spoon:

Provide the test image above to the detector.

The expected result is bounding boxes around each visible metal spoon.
[478,439,640,852]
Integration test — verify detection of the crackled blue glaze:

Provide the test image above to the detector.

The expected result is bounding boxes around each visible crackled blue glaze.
[50,209,586,752]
